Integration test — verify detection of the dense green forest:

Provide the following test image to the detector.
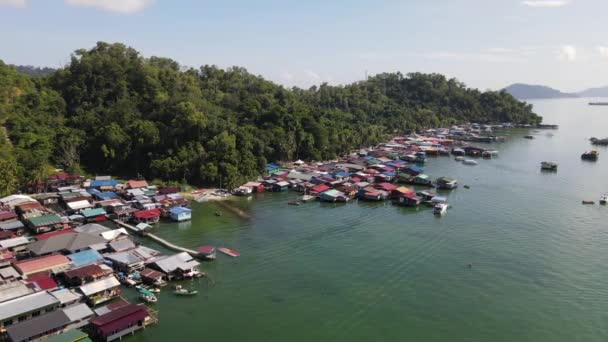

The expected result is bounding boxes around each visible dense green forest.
[0,42,541,194]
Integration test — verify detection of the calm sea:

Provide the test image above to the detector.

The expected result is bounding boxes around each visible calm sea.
[127,97,608,342]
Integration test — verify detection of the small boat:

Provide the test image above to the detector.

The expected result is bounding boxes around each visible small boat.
[463,159,478,165]
[138,288,158,303]
[581,150,599,161]
[214,211,222,216]
[287,200,301,206]
[463,185,470,189]
[433,203,448,215]
[301,195,316,202]
[218,247,240,257]
[600,194,608,205]
[582,200,595,205]
[455,156,465,161]
[173,285,198,296]
[197,245,217,260]
[524,135,534,139]
[540,161,558,171]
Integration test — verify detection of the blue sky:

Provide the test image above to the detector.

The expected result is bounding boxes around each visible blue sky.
[1,0,607,91]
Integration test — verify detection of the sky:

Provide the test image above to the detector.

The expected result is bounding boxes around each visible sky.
[1,0,607,92]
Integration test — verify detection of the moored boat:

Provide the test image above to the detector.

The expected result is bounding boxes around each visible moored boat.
[463,159,477,165]
[581,150,599,161]
[138,288,158,303]
[455,156,465,161]
[524,135,534,139]
[218,247,240,257]
[173,285,198,296]
[540,161,558,171]
[433,203,448,215]
[197,245,217,260]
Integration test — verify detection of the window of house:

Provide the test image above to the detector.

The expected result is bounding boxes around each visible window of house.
[32,311,40,317]
[18,315,26,322]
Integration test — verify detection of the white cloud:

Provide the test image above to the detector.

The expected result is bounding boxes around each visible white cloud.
[304,70,321,82]
[281,71,294,81]
[558,45,577,61]
[0,0,27,8]
[598,46,608,59]
[65,0,153,14]
[521,0,570,7]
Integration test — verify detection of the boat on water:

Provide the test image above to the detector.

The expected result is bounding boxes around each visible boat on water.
[287,200,301,206]
[455,156,465,161]
[218,247,240,257]
[234,186,253,196]
[173,285,198,296]
[300,195,316,202]
[524,135,534,139]
[463,159,478,165]
[138,288,158,303]
[581,150,599,161]
[590,137,608,146]
[540,161,558,171]
[589,102,608,105]
[582,200,595,205]
[433,203,448,215]
[197,245,217,260]
[600,194,608,205]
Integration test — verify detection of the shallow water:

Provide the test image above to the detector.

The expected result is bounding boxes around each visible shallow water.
[128,97,608,342]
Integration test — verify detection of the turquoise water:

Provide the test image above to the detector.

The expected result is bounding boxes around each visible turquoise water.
[129,98,608,342]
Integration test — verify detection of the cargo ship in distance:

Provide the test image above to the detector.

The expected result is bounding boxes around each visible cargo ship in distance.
[589,102,608,105]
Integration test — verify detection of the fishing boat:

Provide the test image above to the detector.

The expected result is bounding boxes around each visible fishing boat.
[433,203,448,215]
[540,161,558,171]
[463,159,478,165]
[138,288,158,303]
[581,150,599,161]
[173,285,198,296]
[301,195,316,202]
[217,247,240,257]
[287,200,301,206]
[582,200,595,205]
[600,194,608,205]
[524,135,534,139]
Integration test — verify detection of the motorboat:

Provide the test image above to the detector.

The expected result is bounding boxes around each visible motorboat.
[463,159,478,165]
[581,150,599,161]
[540,161,558,171]
[138,288,158,303]
[600,194,608,205]
[174,284,198,296]
[455,156,465,161]
[433,203,448,215]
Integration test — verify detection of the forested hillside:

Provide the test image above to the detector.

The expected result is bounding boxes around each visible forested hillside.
[0,42,541,194]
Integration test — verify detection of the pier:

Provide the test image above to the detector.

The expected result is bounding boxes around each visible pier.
[112,219,200,257]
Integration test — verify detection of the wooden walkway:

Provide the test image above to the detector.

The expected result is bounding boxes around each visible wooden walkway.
[112,220,199,256]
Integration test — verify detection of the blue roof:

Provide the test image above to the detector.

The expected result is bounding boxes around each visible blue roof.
[67,249,104,267]
[382,171,396,176]
[90,180,118,188]
[169,207,192,215]
[80,208,107,218]
[407,166,424,173]
[95,192,117,200]
[266,163,280,170]
[86,188,101,194]
[335,171,349,177]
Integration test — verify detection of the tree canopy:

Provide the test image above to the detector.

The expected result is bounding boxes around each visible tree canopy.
[0,42,541,194]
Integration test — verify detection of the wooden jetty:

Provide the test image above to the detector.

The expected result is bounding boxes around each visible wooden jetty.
[112,219,199,257]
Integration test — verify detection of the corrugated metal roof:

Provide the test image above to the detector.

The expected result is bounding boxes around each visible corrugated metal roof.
[66,200,93,211]
[28,233,106,255]
[0,291,60,321]
[50,288,83,305]
[68,249,104,267]
[44,329,91,342]
[152,252,199,273]
[28,214,63,227]
[6,309,70,342]
[63,303,94,322]
[74,223,111,235]
[80,208,106,218]
[0,236,30,249]
[0,220,24,231]
[109,239,136,252]
[78,276,120,296]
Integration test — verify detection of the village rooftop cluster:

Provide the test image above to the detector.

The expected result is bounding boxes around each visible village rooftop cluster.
[0,177,203,342]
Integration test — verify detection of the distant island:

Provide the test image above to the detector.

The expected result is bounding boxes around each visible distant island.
[504,83,608,100]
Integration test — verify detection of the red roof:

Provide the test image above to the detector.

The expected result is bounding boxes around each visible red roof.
[35,228,75,241]
[15,202,43,212]
[25,273,58,290]
[375,183,397,192]
[127,180,149,189]
[91,304,149,335]
[49,173,70,180]
[15,254,70,275]
[0,231,15,240]
[311,184,330,193]
[134,209,161,219]
[350,177,361,183]
[364,169,379,174]
[0,212,17,221]
[64,264,112,279]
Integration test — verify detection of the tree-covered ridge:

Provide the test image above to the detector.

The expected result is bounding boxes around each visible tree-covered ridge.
[0,42,541,194]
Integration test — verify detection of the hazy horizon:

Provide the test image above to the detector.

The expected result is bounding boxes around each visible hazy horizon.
[2,0,608,92]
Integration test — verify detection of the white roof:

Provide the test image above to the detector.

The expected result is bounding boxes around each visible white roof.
[126,188,145,197]
[153,252,199,273]
[0,237,30,249]
[100,228,129,241]
[0,291,59,321]
[67,200,93,210]
[50,288,82,305]
[0,195,36,208]
[63,303,94,322]
[78,276,120,296]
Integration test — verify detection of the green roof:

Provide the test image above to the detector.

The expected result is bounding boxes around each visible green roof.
[416,174,429,180]
[44,329,91,342]
[28,214,62,227]
[80,208,107,218]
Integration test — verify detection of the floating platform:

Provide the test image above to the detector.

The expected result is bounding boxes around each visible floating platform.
[218,247,240,257]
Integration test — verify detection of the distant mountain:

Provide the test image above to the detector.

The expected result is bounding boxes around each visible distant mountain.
[578,86,608,98]
[10,65,56,77]
[504,83,578,100]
